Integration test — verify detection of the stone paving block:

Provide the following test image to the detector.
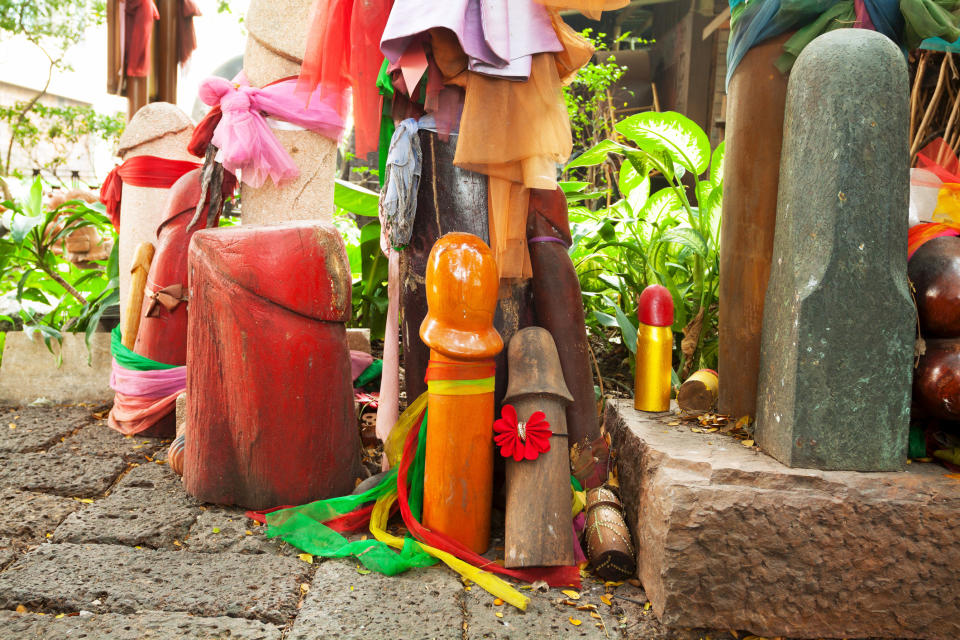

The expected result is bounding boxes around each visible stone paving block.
[0,451,127,497]
[0,490,79,542]
[0,543,310,624]
[0,610,283,640]
[184,507,295,556]
[288,560,462,640]
[607,399,960,640]
[0,537,15,571]
[52,463,201,548]
[48,421,164,462]
[464,583,608,640]
[0,405,90,453]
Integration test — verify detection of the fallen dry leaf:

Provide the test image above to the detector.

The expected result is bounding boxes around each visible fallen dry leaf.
[600,594,613,606]
[298,553,314,564]
[561,589,581,600]
[495,611,503,618]
[15,605,26,613]
[300,583,310,594]
[569,617,582,626]
[741,439,755,447]
[590,611,601,619]
[531,580,549,592]
[493,598,503,606]
[576,604,597,611]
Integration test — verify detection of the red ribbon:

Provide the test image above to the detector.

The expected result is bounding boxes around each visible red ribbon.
[99,156,201,229]
[397,409,581,589]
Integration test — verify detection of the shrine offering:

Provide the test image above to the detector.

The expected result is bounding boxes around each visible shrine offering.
[100,103,197,324]
[718,33,793,420]
[634,285,674,413]
[527,188,599,455]
[183,221,361,509]
[133,169,229,367]
[755,30,913,471]
[419,232,503,554]
[501,326,574,568]
[120,242,155,350]
[583,485,635,580]
[910,236,960,420]
[677,369,719,415]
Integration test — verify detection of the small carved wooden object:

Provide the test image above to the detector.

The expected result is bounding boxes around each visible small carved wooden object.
[121,242,155,349]
[677,369,719,415]
[584,485,636,580]
[502,326,575,568]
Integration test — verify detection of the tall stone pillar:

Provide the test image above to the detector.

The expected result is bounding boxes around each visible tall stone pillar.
[116,103,194,324]
[754,30,913,471]
[241,0,337,225]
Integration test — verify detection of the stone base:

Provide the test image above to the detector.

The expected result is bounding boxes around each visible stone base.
[606,399,960,640]
[0,332,112,405]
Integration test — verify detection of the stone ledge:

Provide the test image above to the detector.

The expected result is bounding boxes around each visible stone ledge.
[605,398,960,640]
[0,332,112,405]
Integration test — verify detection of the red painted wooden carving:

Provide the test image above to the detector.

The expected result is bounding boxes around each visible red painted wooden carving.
[183,221,361,509]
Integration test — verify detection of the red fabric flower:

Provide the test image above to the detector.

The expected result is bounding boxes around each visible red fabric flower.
[494,404,552,461]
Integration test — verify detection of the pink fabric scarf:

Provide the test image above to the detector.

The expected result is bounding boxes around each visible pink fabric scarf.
[198,75,346,188]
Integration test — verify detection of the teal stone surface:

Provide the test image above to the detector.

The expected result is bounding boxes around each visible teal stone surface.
[754,29,913,471]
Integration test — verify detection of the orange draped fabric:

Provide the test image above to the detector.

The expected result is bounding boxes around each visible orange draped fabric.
[108,390,181,436]
[534,0,630,20]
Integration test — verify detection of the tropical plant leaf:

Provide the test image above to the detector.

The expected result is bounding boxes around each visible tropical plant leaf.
[640,188,683,224]
[592,310,618,328]
[613,304,638,354]
[334,179,380,217]
[710,140,725,187]
[615,111,710,176]
[566,139,618,168]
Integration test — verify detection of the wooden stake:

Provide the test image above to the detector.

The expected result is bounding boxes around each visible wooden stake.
[910,52,929,144]
[121,242,155,350]
[912,54,950,157]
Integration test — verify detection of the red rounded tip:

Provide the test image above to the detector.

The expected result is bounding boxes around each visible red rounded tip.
[637,285,674,327]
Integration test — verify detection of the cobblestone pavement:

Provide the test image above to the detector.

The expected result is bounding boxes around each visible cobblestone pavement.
[0,403,734,640]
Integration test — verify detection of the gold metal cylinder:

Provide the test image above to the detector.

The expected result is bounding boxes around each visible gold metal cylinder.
[634,324,673,412]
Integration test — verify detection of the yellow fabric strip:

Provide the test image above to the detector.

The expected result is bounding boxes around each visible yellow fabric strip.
[369,491,530,611]
[427,377,496,396]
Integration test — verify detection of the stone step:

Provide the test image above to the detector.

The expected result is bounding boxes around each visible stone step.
[606,398,960,640]
[0,543,311,625]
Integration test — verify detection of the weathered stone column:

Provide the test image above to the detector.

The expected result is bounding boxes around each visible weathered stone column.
[754,29,913,471]
[241,0,337,225]
[116,104,194,323]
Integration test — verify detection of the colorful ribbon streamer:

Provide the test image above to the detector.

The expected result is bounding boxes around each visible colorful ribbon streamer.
[99,156,201,229]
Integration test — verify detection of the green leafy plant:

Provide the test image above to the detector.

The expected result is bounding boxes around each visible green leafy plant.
[332,179,388,339]
[0,178,118,355]
[566,111,724,382]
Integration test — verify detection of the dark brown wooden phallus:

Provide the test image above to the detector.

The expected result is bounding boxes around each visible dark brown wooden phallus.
[527,188,600,458]
[502,327,574,568]
[909,236,960,337]
[914,338,960,420]
[718,32,793,420]
[400,131,532,406]
[583,485,635,580]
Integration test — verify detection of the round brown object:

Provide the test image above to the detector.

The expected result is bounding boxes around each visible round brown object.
[914,338,960,420]
[583,485,636,580]
[909,235,960,338]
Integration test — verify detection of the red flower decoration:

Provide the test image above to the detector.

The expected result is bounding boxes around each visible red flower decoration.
[494,404,552,461]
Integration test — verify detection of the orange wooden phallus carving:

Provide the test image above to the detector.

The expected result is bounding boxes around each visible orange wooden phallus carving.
[420,232,503,554]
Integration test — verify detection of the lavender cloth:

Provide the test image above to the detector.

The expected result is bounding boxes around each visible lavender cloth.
[381,0,562,80]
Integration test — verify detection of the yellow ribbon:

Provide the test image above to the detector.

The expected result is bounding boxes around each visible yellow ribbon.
[426,377,495,396]
[368,490,529,611]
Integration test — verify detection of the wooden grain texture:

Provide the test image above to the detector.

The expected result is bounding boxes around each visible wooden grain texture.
[718,32,792,420]
[121,242,154,350]
[527,188,599,454]
[183,222,360,510]
[503,327,574,568]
